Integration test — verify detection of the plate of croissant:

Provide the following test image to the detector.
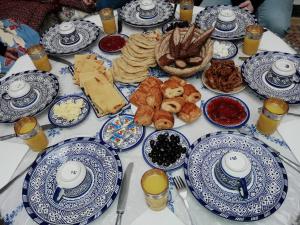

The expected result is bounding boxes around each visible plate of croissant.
[130,76,202,130]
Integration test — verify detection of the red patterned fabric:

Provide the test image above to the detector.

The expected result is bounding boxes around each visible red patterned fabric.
[0,0,59,30]
[58,0,95,12]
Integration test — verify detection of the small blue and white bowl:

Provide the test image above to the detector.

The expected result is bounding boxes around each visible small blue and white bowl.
[213,40,238,60]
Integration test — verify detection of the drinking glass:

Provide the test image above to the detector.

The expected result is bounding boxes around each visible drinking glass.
[99,8,117,34]
[14,116,49,152]
[27,45,52,72]
[141,168,169,211]
[180,0,194,23]
[256,98,289,135]
[243,24,264,55]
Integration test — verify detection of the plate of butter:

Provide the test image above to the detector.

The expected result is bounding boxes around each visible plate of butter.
[48,95,90,127]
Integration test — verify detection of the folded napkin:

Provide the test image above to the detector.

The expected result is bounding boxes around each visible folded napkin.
[130,208,186,225]
[259,32,295,54]
[278,119,300,163]
[0,141,28,189]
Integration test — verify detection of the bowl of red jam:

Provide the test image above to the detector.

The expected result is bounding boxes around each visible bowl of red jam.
[98,34,128,53]
[203,95,250,128]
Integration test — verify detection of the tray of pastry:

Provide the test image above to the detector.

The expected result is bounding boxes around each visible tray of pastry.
[71,54,129,118]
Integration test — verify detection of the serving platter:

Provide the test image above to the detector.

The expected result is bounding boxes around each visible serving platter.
[22,137,122,225]
[184,131,288,222]
[120,0,174,28]
[241,51,300,104]
[48,95,90,128]
[195,5,256,40]
[0,70,59,123]
[41,20,101,55]
[99,114,145,152]
[143,129,190,171]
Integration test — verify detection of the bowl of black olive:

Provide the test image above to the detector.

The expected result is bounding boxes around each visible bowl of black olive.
[161,20,189,34]
[142,129,190,171]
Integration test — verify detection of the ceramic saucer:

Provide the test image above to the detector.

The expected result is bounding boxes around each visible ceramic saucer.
[99,114,145,151]
[48,95,90,128]
[195,5,256,40]
[41,20,101,55]
[120,0,173,28]
[22,137,122,225]
[143,129,190,171]
[203,95,250,129]
[0,70,59,123]
[184,131,288,221]
[241,51,300,104]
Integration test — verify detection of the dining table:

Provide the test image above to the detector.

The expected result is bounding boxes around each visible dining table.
[0,5,300,225]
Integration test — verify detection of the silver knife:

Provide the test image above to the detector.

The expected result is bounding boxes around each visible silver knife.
[117,8,123,34]
[115,162,134,225]
[0,123,57,141]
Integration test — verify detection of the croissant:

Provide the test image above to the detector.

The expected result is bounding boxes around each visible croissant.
[161,80,184,98]
[134,105,154,126]
[153,110,174,130]
[183,84,201,103]
[161,97,185,113]
[177,102,202,123]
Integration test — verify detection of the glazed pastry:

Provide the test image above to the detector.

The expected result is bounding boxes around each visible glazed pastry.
[146,87,163,110]
[139,76,163,93]
[153,110,174,130]
[134,105,154,126]
[183,84,201,103]
[169,76,186,86]
[177,102,202,123]
[129,89,147,107]
[161,80,184,98]
[161,97,185,113]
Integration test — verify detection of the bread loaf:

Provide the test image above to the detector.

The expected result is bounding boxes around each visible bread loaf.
[161,97,185,113]
[153,110,174,130]
[177,102,201,123]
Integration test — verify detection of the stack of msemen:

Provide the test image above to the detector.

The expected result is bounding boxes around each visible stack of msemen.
[111,31,161,84]
[74,54,126,116]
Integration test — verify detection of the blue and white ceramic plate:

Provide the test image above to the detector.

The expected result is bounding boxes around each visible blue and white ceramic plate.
[212,40,238,60]
[99,114,145,152]
[120,0,174,28]
[195,5,256,40]
[48,95,90,128]
[203,95,250,129]
[143,129,190,171]
[184,131,288,222]
[0,70,59,123]
[22,137,122,225]
[241,51,300,104]
[41,20,102,55]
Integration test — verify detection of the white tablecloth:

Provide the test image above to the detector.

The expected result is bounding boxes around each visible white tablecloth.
[1,6,300,225]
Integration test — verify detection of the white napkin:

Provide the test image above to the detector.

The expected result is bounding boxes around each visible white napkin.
[0,141,28,189]
[278,119,300,163]
[259,31,295,54]
[130,208,186,225]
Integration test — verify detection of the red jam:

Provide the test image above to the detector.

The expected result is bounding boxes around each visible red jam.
[207,97,247,126]
[99,35,126,52]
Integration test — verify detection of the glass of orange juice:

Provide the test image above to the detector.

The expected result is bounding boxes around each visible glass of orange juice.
[14,116,49,152]
[141,168,169,211]
[180,0,194,23]
[27,45,52,72]
[243,24,264,55]
[99,8,117,34]
[256,98,289,135]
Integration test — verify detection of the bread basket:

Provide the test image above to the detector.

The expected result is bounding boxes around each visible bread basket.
[155,27,213,78]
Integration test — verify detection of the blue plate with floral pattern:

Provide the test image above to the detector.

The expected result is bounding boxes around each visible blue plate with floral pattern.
[143,129,190,171]
[22,137,122,225]
[48,95,90,128]
[99,114,145,152]
[184,131,288,222]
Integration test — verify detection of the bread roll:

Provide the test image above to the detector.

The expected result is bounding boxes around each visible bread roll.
[153,110,174,130]
[161,80,184,98]
[134,105,154,126]
[146,87,163,110]
[161,97,185,113]
[183,84,201,103]
[177,102,201,123]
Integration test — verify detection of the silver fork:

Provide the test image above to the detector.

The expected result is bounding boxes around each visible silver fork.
[173,176,196,225]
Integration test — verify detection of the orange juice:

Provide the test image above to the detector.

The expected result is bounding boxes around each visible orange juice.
[15,117,48,152]
[141,169,169,211]
[256,98,289,135]
[102,18,117,34]
[27,45,52,72]
[32,55,52,72]
[180,8,193,23]
[243,25,264,55]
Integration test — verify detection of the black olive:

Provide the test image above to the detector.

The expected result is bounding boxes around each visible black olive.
[181,147,187,153]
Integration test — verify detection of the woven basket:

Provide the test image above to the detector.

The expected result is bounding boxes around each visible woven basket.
[155,27,213,78]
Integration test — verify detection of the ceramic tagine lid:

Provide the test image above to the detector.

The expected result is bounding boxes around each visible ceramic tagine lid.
[271,59,296,77]
[221,151,251,178]
[7,80,31,98]
[140,0,156,11]
[56,161,87,189]
[59,22,76,35]
[218,9,236,22]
